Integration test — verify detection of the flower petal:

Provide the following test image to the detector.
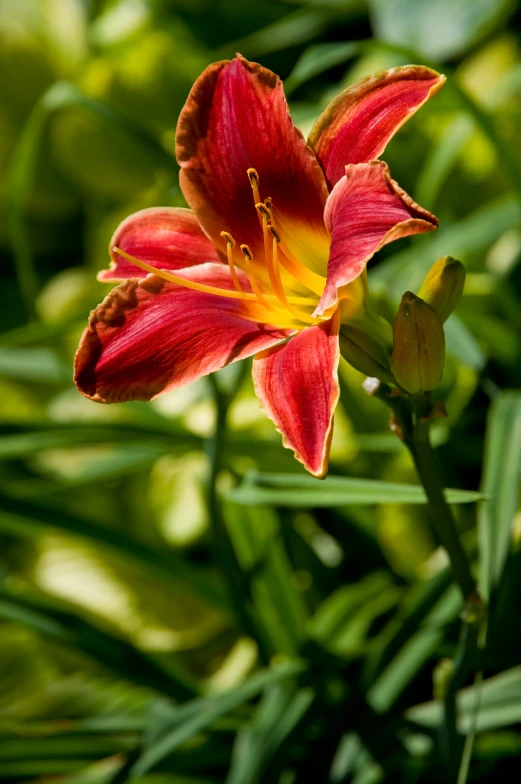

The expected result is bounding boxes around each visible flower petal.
[252,315,340,478]
[176,55,329,266]
[99,207,221,281]
[315,161,438,316]
[75,264,289,403]
[309,66,445,188]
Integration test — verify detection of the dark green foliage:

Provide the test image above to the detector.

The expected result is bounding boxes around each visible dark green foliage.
[1,0,521,781]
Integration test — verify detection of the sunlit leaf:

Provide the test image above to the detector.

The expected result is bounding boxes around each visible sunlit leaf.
[229,472,486,507]
[478,391,521,600]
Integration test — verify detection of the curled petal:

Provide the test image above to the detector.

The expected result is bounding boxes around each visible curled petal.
[315,161,438,316]
[253,315,340,478]
[176,55,329,267]
[99,207,221,281]
[75,264,289,403]
[309,65,445,187]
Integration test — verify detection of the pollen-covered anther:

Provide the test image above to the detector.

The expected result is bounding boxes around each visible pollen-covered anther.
[247,167,261,206]
[240,244,253,261]
[267,224,280,243]
[255,203,271,220]
[220,230,236,248]
[247,168,259,186]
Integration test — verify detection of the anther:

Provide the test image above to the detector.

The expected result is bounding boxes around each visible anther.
[264,196,272,210]
[240,244,253,261]
[247,168,259,186]
[255,203,271,219]
[268,224,281,243]
[220,230,236,248]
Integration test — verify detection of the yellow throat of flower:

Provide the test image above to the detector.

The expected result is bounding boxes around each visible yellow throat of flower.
[112,169,363,330]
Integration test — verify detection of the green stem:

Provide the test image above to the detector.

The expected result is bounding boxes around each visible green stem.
[405,418,476,603]
[372,383,485,778]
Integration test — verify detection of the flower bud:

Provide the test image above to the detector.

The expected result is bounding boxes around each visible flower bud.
[339,324,394,383]
[418,256,465,323]
[391,292,445,394]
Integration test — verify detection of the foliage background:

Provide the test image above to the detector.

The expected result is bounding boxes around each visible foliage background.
[2,0,521,781]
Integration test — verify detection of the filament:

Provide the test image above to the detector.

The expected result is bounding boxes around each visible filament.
[112,247,318,307]
[268,225,325,296]
[220,231,243,293]
[240,244,273,310]
[271,236,321,325]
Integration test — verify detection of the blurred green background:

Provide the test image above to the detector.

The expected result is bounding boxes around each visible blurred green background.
[2,0,521,781]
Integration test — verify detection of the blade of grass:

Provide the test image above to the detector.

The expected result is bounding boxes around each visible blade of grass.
[478,391,521,601]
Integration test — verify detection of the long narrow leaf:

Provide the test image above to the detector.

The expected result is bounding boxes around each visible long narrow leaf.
[478,391,521,600]
[228,472,485,508]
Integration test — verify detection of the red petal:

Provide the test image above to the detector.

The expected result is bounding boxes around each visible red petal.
[252,316,340,478]
[316,161,437,316]
[99,207,221,281]
[75,264,289,403]
[176,55,328,265]
[309,66,445,188]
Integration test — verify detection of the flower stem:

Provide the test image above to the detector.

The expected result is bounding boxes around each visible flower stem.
[405,417,476,602]
[373,383,477,603]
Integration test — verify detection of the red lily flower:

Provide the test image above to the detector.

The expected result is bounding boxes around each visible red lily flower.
[75,55,444,477]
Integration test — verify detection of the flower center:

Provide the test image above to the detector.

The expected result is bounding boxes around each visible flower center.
[112,169,331,330]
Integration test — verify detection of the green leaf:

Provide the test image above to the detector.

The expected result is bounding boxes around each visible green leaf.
[129,661,306,777]
[0,733,137,760]
[7,80,175,320]
[415,114,474,210]
[444,315,487,372]
[478,391,521,600]
[362,567,452,685]
[285,41,360,93]
[407,666,521,732]
[0,424,201,459]
[308,572,401,657]
[0,493,228,610]
[228,472,486,508]
[368,585,462,712]
[369,0,514,60]
[224,503,309,657]
[0,347,70,383]
[225,683,315,784]
[215,9,330,59]
[0,588,197,702]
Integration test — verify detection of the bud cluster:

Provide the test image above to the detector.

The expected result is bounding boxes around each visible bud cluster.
[338,255,466,397]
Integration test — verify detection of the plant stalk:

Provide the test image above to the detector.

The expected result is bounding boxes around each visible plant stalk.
[405,417,476,603]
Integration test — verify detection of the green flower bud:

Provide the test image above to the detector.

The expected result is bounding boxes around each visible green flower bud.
[391,292,445,394]
[419,256,466,323]
[339,324,394,383]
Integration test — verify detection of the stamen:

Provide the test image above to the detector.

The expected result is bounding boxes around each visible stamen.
[256,202,280,298]
[112,246,318,306]
[247,168,261,205]
[255,203,270,220]
[240,244,273,310]
[267,224,325,296]
[220,231,243,293]
[271,235,322,325]
[264,196,272,210]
